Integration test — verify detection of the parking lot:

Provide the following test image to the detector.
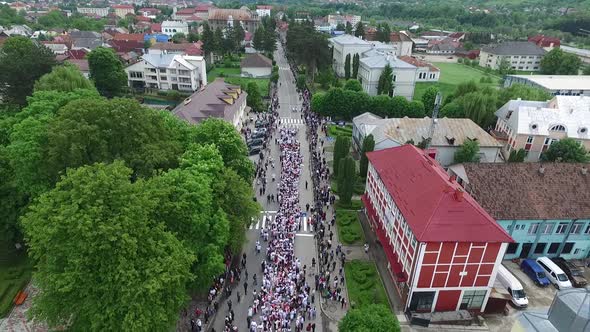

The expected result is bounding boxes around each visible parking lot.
[484,259,589,332]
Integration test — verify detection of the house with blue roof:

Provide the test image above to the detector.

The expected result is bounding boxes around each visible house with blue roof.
[144,33,170,43]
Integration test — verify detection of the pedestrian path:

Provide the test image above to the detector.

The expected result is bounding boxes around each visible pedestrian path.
[279,118,305,126]
[250,210,313,235]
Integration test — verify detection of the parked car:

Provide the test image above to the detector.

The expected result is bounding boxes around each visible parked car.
[247,138,263,147]
[521,259,550,287]
[250,132,265,140]
[536,257,572,290]
[551,257,588,288]
[248,146,261,155]
[255,120,267,128]
[255,127,267,134]
[496,265,528,308]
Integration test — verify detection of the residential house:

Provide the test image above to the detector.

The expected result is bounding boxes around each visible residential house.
[358,52,417,99]
[144,33,169,44]
[241,53,272,78]
[148,41,203,56]
[362,145,513,313]
[389,32,413,57]
[172,78,247,130]
[492,96,590,161]
[426,37,462,55]
[161,21,189,37]
[0,24,32,37]
[256,5,272,18]
[69,30,104,50]
[138,7,160,19]
[329,34,374,77]
[65,59,90,78]
[399,56,440,82]
[560,45,590,65]
[124,53,207,92]
[76,7,109,17]
[352,112,502,166]
[173,4,213,22]
[327,14,361,28]
[479,42,545,71]
[504,75,590,97]
[447,162,590,260]
[207,8,260,33]
[112,5,134,18]
[528,35,560,51]
[42,42,68,55]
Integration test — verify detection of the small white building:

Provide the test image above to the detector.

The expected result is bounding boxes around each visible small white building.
[112,5,134,18]
[399,56,440,82]
[255,5,272,18]
[76,7,109,17]
[124,53,207,92]
[358,52,417,100]
[352,112,503,166]
[241,53,272,78]
[161,20,189,37]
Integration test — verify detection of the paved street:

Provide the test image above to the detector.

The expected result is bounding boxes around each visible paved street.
[209,42,322,332]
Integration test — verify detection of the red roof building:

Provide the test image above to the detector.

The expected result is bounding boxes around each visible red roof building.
[528,35,560,49]
[151,23,162,33]
[362,145,513,313]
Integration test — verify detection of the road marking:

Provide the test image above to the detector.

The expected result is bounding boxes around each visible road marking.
[296,234,314,237]
[261,215,267,229]
[302,216,307,232]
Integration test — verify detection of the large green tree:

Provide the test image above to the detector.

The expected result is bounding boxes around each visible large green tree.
[0,36,56,105]
[344,79,362,92]
[339,304,400,332]
[246,81,264,112]
[344,54,351,79]
[21,161,194,331]
[253,26,265,52]
[352,53,360,79]
[359,134,375,178]
[345,21,353,34]
[201,23,215,57]
[377,64,393,96]
[540,48,582,75]
[338,156,356,206]
[541,138,589,162]
[421,85,440,116]
[87,47,127,98]
[454,139,481,163]
[354,21,365,38]
[34,64,96,93]
[333,135,351,177]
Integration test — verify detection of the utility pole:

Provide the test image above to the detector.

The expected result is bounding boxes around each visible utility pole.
[425,92,443,149]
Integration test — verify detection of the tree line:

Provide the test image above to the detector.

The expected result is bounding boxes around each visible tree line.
[286,20,331,80]
[0,38,259,330]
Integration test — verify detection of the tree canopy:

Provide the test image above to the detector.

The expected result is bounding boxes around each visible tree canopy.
[0,36,56,105]
[541,138,589,162]
[454,139,481,163]
[34,64,96,93]
[339,304,400,332]
[540,48,582,75]
[88,47,128,98]
[377,64,393,96]
[359,134,375,178]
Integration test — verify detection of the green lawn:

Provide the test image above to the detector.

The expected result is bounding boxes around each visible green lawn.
[207,67,241,79]
[331,178,365,196]
[328,124,353,138]
[344,260,389,308]
[336,209,365,245]
[413,62,500,101]
[0,251,33,317]
[207,67,270,96]
[335,198,363,210]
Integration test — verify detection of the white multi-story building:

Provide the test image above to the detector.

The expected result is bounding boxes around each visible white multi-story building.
[327,14,361,28]
[329,34,373,77]
[161,20,189,37]
[256,5,272,17]
[112,5,134,18]
[124,54,207,92]
[76,7,109,17]
[358,52,417,100]
[479,41,545,72]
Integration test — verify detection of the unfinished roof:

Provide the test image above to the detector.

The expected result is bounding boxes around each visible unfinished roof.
[507,75,590,91]
[366,145,513,243]
[398,56,439,71]
[241,53,272,68]
[172,78,246,125]
[458,162,590,220]
[481,41,545,56]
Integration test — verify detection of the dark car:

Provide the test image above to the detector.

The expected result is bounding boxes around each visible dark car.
[255,120,267,128]
[249,146,261,155]
[247,138,263,147]
[250,132,265,140]
[551,257,588,288]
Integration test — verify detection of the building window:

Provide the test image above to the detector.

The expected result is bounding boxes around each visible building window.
[570,222,583,234]
[506,243,519,254]
[460,290,487,310]
[556,222,569,234]
[549,124,566,132]
[574,248,581,255]
[528,223,539,235]
[526,136,534,144]
[160,76,167,81]
[129,71,143,78]
[562,242,574,254]
[534,243,546,254]
[541,223,554,234]
[585,224,590,234]
[547,242,560,254]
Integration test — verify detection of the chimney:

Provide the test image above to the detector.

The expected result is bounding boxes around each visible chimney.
[582,167,588,176]
[539,166,545,175]
[454,188,464,202]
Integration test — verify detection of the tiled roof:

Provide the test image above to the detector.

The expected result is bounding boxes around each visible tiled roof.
[173,78,246,125]
[390,32,412,43]
[329,34,372,46]
[208,8,256,21]
[112,33,145,42]
[457,163,590,220]
[359,53,416,70]
[366,145,513,243]
[241,53,272,68]
[398,56,439,72]
[66,59,89,72]
[481,41,545,56]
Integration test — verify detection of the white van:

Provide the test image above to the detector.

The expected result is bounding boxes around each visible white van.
[496,265,528,307]
[536,257,572,290]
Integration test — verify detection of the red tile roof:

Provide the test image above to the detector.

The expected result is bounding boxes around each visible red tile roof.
[528,35,560,48]
[112,4,134,9]
[366,145,513,243]
[176,7,197,15]
[151,23,162,33]
[112,33,145,42]
[136,16,151,22]
[398,56,439,72]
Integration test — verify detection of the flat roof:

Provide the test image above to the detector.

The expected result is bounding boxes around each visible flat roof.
[508,75,590,90]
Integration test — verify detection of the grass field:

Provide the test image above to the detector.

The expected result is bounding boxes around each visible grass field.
[207,67,270,96]
[327,124,353,138]
[335,209,365,245]
[344,260,389,308]
[0,251,32,318]
[335,198,362,210]
[413,62,500,102]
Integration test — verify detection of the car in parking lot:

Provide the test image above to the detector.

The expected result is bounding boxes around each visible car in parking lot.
[255,120,267,128]
[250,132,265,140]
[521,259,550,287]
[536,257,572,289]
[247,138,263,147]
[248,146,261,155]
[551,257,588,288]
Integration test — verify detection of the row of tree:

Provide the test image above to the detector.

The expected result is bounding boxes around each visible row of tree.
[201,23,246,57]
[344,53,360,80]
[311,84,426,120]
[1,56,258,330]
[252,16,278,55]
[285,20,331,80]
